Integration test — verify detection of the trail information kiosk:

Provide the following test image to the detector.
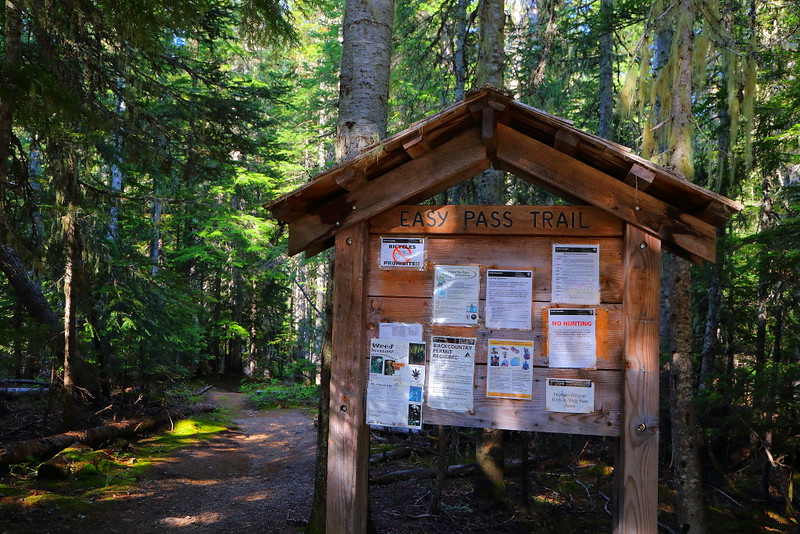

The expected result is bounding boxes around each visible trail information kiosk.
[267,87,741,533]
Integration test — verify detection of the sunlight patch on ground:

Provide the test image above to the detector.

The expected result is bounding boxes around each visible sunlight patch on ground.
[159,511,221,527]
[240,490,272,502]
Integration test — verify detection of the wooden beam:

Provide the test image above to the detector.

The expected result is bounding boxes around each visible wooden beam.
[402,136,432,159]
[334,168,368,191]
[623,164,655,191]
[554,130,580,157]
[495,123,717,262]
[287,128,490,256]
[614,225,661,533]
[327,223,370,534]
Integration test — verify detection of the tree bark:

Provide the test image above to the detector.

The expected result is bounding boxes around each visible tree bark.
[665,3,705,530]
[598,0,614,140]
[473,0,508,507]
[0,0,21,192]
[475,0,506,206]
[308,3,394,530]
[334,0,394,161]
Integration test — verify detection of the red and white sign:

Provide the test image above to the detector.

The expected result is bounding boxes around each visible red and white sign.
[380,237,426,270]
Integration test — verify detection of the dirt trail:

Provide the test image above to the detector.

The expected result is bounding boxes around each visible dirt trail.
[17,389,317,534]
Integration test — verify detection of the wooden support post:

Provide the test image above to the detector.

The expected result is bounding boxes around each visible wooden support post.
[327,222,370,533]
[615,224,661,533]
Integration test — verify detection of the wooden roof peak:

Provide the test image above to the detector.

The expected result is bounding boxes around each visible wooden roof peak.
[267,87,743,262]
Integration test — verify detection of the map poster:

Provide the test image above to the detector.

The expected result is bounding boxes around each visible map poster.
[547,308,597,368]
[486,339,534,400]
[485,270,533,330]
[545,378,595,413]
[551,244,600,304]
[379,237,426,270]
[427,336,476,412]
[367,338,426,429]
[432,265,480,325]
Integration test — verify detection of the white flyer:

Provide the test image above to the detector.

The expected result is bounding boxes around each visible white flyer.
[551,244,600,304]
[485,270,533,330]
[427,336,476,412]
[546,378,595,413]
[432,265,480,325]
[379,322,424,341]
[547,308,597,368]
[379,237,426,270]
[486,339,534,400]
[367,338,426,429]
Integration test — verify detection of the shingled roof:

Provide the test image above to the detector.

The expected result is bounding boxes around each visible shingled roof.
[267,87,742,263]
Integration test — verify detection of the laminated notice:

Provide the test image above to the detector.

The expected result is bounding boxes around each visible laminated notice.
[379,237,426,270]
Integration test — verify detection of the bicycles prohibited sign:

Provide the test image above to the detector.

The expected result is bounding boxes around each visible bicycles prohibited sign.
[379,237,426,270]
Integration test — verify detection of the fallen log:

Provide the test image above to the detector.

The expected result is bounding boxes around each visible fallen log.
[370,446,415,464]
[371,457,540,485]
[0,403,217,468]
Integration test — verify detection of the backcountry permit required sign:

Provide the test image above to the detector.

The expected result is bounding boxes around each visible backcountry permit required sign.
[379,237,426,270]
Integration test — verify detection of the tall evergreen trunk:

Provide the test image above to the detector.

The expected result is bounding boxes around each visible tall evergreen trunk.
[307,2,394,531]
[473,0,508,507]
[0,0,21,193]
[598,0,613,140]
[665,2,705,530]
[52,143,82,431]
[447,0,471,205]
[475,0,506,206]
[754,175,774,364]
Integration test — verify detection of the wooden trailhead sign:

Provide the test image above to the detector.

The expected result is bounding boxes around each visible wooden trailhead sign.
[267,87,742,533]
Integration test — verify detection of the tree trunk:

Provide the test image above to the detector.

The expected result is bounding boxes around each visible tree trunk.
[50,141,82,432]
[0,245,61,334]
[429,424,449,514]
[475,0,506,206]
[0,0,21,192]
[334,0,394,161]
[473,0,508,507]
[307,3,394,530]
[598,0,613,140]
[665,1,705,530]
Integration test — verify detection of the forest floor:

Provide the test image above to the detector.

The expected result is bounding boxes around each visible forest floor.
[2,385,797,533]
[0,388,317,533]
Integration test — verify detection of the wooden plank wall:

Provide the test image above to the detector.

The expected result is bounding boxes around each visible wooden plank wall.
[365,205,626,437]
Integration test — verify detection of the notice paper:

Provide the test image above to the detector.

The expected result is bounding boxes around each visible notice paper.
[427,336,476,412]
[551,244,600,304]
[485,270,533,330]
[379,237,426,270]
[546,378,595,413]
[367,338,426,429]
[379,322,424,341]
[432,265,480,325]
[486,339,534,400]
[547,308,597,368]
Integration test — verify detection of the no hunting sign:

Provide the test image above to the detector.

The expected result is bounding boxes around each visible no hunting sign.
[379,237,426,270]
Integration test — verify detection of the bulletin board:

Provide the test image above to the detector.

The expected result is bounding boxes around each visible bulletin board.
[363,204,626,437]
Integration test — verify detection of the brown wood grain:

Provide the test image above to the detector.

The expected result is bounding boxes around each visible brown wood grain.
[495,123,717,262]
[366,235,624,303]
[614,225,661,533]
[370,205,624,237]
[327,223,370,534]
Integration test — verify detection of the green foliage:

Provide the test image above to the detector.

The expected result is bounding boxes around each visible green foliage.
[240,380,319,409]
